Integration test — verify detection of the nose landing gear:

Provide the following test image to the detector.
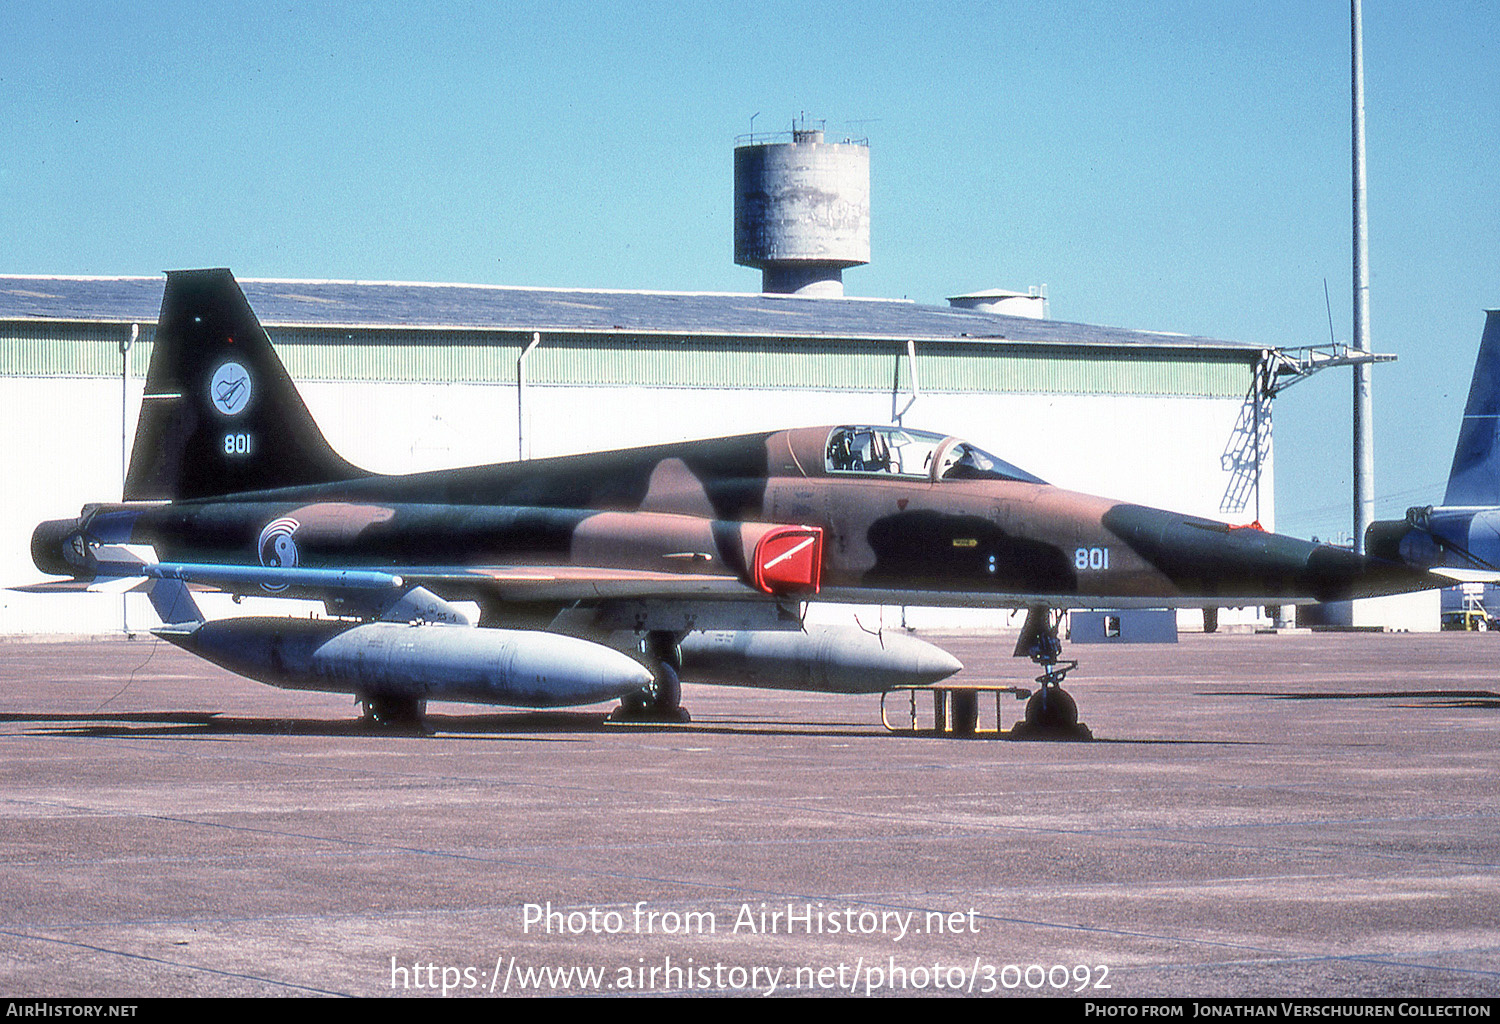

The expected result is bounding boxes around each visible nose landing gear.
[1010,607,1092,740]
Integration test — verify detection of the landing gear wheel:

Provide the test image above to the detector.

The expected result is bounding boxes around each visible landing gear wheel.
[359,694,432,735]
[608,663,692,723]
[1025,687,1077,729]
[1008,607,1094,741]
[608,633,691,724]
[652,660,683,712]
[1011,687,1091,740]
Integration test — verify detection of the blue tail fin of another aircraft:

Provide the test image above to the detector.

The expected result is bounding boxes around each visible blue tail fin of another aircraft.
[124,269,364,501]
[1444,311,1500,506]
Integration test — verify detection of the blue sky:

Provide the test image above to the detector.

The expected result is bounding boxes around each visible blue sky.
[5,1,1496,540]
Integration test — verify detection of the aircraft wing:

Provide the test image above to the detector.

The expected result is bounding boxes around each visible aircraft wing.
[407,565,763,602]
[13,559,771,604]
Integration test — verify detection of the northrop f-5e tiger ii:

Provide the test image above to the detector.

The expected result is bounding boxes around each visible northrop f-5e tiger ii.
[24,270,1444,733]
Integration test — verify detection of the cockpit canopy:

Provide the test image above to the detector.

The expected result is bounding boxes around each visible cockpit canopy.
[823,426,1045,485]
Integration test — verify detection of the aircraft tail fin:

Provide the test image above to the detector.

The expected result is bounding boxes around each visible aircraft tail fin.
[125,269,364,501]
[1444,311,1500,506]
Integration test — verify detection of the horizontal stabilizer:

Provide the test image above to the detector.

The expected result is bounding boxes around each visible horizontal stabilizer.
[93,544,158,567]
[1429,567,1500,583]
[88,576,149,595]
[8,579,100,594]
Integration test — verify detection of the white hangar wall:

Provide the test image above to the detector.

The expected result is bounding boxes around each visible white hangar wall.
[0,371,1270,635]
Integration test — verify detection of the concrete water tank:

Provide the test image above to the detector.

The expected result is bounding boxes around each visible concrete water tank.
[734,128,870,297]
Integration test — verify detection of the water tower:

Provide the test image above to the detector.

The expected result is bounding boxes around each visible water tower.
[734,122,870,297]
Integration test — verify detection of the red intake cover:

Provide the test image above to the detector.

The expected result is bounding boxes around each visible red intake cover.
[752,525,824,596]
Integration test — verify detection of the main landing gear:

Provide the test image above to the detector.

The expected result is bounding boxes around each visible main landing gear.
[608,631,692,724]
[358,694,434,735]
[1010,607,1092,741]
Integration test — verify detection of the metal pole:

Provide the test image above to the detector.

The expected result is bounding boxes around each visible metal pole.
[121,324,137,635]
[1351,0,1375,553]
[122,323,137,485]
[893,340,920,426]
[1253,356,1264,526]
[517,332,541,460]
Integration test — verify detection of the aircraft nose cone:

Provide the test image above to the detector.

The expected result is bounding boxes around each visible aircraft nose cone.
[1101,503,1435,601]
[1101,504,1303,585]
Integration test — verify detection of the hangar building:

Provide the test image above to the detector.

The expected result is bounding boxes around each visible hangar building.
[0,274,1274,633]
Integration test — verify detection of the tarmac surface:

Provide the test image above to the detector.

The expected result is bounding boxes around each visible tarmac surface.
[1,629,1498,998]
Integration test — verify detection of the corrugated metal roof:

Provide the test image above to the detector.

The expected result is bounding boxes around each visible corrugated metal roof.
[0,273,1260,353]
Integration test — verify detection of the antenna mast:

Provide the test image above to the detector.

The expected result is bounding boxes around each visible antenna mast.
[1352,0,1375,553]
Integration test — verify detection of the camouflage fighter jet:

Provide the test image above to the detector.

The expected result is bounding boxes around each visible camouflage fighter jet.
[25,270,1443,733]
